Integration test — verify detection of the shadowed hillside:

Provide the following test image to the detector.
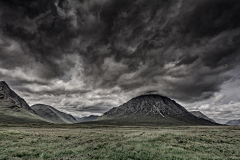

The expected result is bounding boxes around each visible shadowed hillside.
[190,111,215,123]
[31,104,77,124]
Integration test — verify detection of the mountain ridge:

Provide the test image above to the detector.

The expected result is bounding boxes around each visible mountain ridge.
[190,111,215,123]
[0,81,36,114]
[225,119,240,126]
[0,81,48,123]
[31,104,77,124]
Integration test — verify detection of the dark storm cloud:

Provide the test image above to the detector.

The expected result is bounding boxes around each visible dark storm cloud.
[183,0,240,38]
[9,79,50,86]
[176,55,199,66]
[0,0,77,79]
[16,85,91,96]
[1,0,240,103]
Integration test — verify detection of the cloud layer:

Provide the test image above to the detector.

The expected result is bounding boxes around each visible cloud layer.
[1,0,240,122]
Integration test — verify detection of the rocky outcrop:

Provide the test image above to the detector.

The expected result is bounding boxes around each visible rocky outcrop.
[31,104,77,124]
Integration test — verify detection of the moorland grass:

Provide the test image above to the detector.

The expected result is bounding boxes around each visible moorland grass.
[0,105,48,124]
[0,123,239,160]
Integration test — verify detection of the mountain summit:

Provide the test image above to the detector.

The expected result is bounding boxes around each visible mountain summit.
[0,81,36,114]
[98,94,217,126]
[102,94,192,118]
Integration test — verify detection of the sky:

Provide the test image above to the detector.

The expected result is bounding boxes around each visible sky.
[0,0,240,124]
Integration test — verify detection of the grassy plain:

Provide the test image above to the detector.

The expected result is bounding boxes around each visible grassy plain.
[0,123,239,160]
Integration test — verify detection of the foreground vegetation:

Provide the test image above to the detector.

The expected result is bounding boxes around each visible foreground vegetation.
[0,123,239,160]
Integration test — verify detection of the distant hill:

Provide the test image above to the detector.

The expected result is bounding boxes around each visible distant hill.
[96,94,218,126]
[31,104,77,124]
[190,111,215,123]
[0,81,48,123]
[76,115,99,122]
[225,119,240,126]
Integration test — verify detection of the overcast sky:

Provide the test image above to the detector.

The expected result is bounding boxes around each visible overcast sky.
[0,0,240,124]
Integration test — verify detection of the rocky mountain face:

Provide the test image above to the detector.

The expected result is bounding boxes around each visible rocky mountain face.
[98,94,217,125]
[0,81,47,123]
[102,95,192,118]
[31,104,77,124]
[0,81,36,114]
[190,111,215,123]
[225,119,240,126]
[76,115,99,122]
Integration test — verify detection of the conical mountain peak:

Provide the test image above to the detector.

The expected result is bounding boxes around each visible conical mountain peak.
[97,94,217,125]
[102,94,191,118]
[0,81,11,92]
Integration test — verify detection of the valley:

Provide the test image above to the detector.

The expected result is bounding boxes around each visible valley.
[1,81,239,159]
[1,0,240,159]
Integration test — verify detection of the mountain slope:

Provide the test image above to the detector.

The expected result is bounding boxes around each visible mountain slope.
[0,81,48,123]
[97,94,218,126]
[31,104,77,124]
[225,119,240,126]
[0,81,36,114]
[76,115,99,122]
[190,111,215,123]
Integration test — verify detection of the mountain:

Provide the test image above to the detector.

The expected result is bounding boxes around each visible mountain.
[0,81,36,114]
[190,111,215,123]
[0,81,48,123]
[31,104,77,124]
[97,94,218,126]
[225,119,240,126]
[76,115,99,122]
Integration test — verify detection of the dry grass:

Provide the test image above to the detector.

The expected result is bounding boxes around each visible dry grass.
[0,123,240,160]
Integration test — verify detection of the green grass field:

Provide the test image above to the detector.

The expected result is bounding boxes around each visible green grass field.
[0,105,48,124]
[0,123,239,160]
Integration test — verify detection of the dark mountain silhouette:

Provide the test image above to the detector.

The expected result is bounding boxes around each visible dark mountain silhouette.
[0,81,47,123]
[190,111,215,123]
[76,115,99,122]
[225,119,240,126]
[97,94,218,126]
[31,104,77,124]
